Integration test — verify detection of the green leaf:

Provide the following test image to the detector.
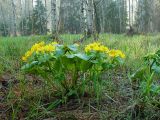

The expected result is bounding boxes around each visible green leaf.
[66,54,75,59]
[152,63,160,73]
[67,44,78,52]
[151,84,160,95]
[21,63,30,70]
[21,61,39,70]
[55,48,65,57]
[79,60,93,71]
[54,60,61,72]
[102,63,114,70]
[61,56,75,70]
[74,53,90,61]
[64,53,92,71]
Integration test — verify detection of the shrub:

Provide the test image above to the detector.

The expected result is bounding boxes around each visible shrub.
[21,41,125,103]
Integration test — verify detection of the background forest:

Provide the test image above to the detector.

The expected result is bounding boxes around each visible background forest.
[1,0,160,37]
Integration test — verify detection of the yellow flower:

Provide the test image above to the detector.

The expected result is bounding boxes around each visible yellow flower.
[108,50,117,57]
[22,41,57,62]
[100,45,109,53]
[22,50,33,62]
[108,49,125,58]
[44,44,55,52]
[36,47,45,53]
[22,56,27,62]
[85,42,109,53]
[85,46,91,52]
[116,50,125,58]
[31,42,56,53]
[31,41,45,52]
[25,51,32,58]
[39,41,45,46]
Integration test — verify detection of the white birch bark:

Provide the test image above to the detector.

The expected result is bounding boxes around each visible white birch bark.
[80,0,87,34]
[86,0,94,35]
[128,0,131,26]
[11,0,17,36]
[101,3,105,33]
[20,0,24,35]
[56,0,61,32]
[51,0,61,34]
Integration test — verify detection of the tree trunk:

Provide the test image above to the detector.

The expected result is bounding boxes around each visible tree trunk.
[56,0,61,33]
[45,0,47,7]
[129,0,131,26]
[51,0,61,39]
[101,3,105,33]
[81,0,87,34]
[11,0,17,36]
[20,0,24,35]
[31,0,34,34]
[51,0,56,33]
[119,0,122,33]
[86,0,94,37]
[0,4,7,36]
[93,0,100,40]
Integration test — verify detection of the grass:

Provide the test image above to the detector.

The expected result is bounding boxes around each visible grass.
[0,34,160,119]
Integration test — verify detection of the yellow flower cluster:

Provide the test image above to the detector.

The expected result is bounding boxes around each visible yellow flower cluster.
[22,51,33,62]
[85,42,109,53]
[22,41,58,62]
[85,42,125,59]
[108,49,125,58]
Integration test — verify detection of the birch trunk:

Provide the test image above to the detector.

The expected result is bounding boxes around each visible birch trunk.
[11,0,17,36]
[20,0,24,35]
[51,0,61,35]
[56,0,61,32]
[129,0,131,26]
[132,0,134,25]
[119,0,122,33]
[86,0,93,36]
[101,3,105,33]
[81,0,87,34]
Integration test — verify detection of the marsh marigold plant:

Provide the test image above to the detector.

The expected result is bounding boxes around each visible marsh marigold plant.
[22,41,125,103]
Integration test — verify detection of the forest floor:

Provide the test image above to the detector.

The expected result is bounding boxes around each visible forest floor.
[0,34,160,120]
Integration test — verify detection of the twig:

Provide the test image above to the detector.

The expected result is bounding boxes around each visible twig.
[88,104,100,112]
[104,93,118,103]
